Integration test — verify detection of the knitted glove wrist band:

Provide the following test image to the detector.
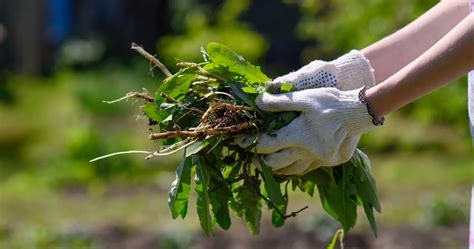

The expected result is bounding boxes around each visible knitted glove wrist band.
[358,87,385,126]
[331,50,376,91]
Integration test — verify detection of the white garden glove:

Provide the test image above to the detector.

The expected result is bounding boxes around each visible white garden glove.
[237,87,382,175]
[268,50,376,92]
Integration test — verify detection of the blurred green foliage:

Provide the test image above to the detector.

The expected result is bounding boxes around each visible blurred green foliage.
[294,0,438,58]
[0,61,180,190]
[422,195,468,226]
[158,0,267,69]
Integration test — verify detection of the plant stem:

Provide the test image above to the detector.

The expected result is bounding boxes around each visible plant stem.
[284,206,309,218]
[160,92,180,103]
[253,186,308,220]
[103,91,155,104]
[145,139,198,159]
[254,189,287,219]
[131,42,172,77]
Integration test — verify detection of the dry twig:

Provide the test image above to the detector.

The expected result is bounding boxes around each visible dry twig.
[103,91,155,104]
[131,42,172,77]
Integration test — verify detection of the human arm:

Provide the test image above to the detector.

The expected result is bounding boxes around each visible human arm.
[362,0,470,83]
[366,14,474,118]
[267,1,469,92]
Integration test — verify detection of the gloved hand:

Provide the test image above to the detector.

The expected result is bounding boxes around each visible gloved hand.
[268,50,376,92]
[237,87,381,175]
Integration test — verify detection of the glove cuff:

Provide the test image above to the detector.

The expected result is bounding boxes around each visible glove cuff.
[331,50,376,91]
[334,88,377,134]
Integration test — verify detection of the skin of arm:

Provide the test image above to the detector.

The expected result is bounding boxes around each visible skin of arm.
[361,0,469,83]
[366,14,474,118]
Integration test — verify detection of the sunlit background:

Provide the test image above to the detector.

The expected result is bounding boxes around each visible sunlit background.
[0,0,472,248]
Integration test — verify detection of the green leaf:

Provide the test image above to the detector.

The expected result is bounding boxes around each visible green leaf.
[297,179,315,197]
[195,157,214,236]
[200,46,211,62]
[241,86,258,94]
[243,189,262,235]
[228,81,258,109]
[143,102,167,123]
[229,182,244,217]
[259,159,287,227]
[362,201,378,237]
[244,203,261,235]
[233,178,262,235]
[325,165,358,232]
[291,178,299,191]
[156,73,197,105]
[223,163,241,180]
[279,112,297,124]
[168,157,193,219]
[264,112,297,135]
[259,160,285,205]
[202,63,234,81]
[351,149,381,236]
[315,165,359,232]
[185,138,215,157]
[352,149,381,212]
[209,181,232,230]
[228,81,270,120]
[303,168,334,187]
[317,186,339,219]
[206,42,271,84]
[280,82,294,93]
[271,204,287,227]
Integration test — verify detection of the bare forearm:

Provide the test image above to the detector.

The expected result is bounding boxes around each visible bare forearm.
[366,15,474,118]
[361,1,469,83]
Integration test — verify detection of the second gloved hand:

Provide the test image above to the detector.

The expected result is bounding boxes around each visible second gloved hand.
[237,87,379,175]
[268,50,376,92]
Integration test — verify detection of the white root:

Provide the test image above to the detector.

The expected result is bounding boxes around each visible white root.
[89,150,153,162]
[145,138,198,160]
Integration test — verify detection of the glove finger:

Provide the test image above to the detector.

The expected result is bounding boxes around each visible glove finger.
[299,60,326,71]
[275,159,312,176]
[271,75,290,84]
[256,91,313,113]
[235,132,293,155]
[260,148,308,171]
[329,135,359,166]
[271,69,306,85]
[271,60,327,85]
[254,117,305,154]
[254,132,292,154]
